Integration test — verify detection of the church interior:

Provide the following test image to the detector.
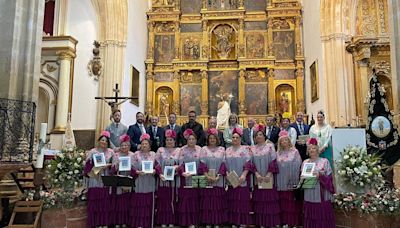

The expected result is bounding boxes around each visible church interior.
[1,0,400,227]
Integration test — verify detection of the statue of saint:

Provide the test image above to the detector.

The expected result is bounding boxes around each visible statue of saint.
[279,92,290,113]
[159,94,170,116]
[216,93,233,128]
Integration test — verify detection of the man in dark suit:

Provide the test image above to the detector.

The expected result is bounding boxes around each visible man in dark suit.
[147,116,165,152]
[242,118,256,146]
[265,115,280,144]
[180,110,205,146]
[164,113,181,146]
[291,111,310,160]
[127,112,146,152]
[204,117,225,147]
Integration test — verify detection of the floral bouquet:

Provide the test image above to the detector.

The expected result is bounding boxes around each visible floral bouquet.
[45,148,86,190]
[337,146,384,190]
[22,189,80,209]
[334,192,358,212]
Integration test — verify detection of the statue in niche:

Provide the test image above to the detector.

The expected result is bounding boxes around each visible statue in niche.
[279,92,290,113]
[216,93,233,128]
[159,93,170,116]
[212,25,235,59]
[183,38,200,60]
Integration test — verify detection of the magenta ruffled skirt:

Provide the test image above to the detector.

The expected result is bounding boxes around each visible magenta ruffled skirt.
[278,191,302,226]
[227,186,252,225]
[304,201,335,228]
[199,187,228,224]
[87,187,112,227]
[156,186,176,225]
[176,188,199,226]
[109,191,132,225]
[130,192,154,228]
[253,187,281,226]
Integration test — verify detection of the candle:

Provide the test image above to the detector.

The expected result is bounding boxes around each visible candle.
[40,123,47,142]
[36,151,44,169]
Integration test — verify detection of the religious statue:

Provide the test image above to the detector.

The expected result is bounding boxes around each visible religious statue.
[183,38,200,60]
[216,93,233,128]
[212,25,234,59]
[87,41,102,80]
[159,93,170,116]
[279,92,290,113]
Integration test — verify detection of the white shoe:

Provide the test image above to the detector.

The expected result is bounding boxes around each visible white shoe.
[206,226,212,228]
[215,226,220,228]
[161,225,167,228]
[168,225,174,228]
[232,226,238,228]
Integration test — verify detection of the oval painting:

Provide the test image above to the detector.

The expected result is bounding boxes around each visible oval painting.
[371,116,391,138]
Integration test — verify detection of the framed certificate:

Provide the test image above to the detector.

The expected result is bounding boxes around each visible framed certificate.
[301,162,316,177]
[185,162,197,175]
[93,153,106,167]
[163,166,175,181]
[119,156,131,171]
[142,161,154,174]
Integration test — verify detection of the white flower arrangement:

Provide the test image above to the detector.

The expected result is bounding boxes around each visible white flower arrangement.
[45,148,85,190]
[337,146,384,190]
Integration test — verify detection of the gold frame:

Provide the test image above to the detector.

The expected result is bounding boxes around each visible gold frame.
[310,60,318,103]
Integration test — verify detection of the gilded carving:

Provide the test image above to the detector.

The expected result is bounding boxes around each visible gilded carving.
[245,70,267,82]
[212,25,235,59]
[145,0,304,119]
[183,37,201,60]
[155,22,176,32]
[180,71,202,83]
[272,18,291,29]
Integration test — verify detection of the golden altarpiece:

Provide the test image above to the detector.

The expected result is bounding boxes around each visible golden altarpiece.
[145,0,304,127]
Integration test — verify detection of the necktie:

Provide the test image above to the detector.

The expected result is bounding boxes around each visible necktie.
[299,123,304,135]
[153,127,157,136]
[250,129,254,145]
[116,123,119,129]
[268,127,272,138]
[139,124,145,134]
[170,125,174,130]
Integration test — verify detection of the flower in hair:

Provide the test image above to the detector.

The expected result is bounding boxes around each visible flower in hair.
[101,130,110,138]
[232,127,243,136]
[278,130,289,138]
[119,134,130,143]
[165,129,177,139]
[308,137,318,146]
[254,124,265,133]
[207,128,218,136]
[183,129,195,139]
[140,133,151,142]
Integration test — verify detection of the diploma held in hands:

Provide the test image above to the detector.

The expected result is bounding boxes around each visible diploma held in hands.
[185,162,197,175]
[142,160,154,173]
[227,170,240,188]
[163,166,175,181]
[119,156,131,171]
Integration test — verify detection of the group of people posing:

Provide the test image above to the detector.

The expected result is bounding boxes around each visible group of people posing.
[84,110,335,228]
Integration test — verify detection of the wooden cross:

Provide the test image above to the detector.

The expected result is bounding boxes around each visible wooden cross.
[95,83,135,113]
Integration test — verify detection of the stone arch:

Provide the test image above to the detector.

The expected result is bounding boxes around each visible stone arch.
[91,0,129,134]
[37,78,58,133]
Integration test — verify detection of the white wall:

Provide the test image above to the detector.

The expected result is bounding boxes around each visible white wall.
[66,0,98,130]
[302,0,327,120]
[121,0,149,126]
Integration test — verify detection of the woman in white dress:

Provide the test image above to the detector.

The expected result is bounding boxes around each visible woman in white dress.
[223,113,243,148]
[309,110,333,168]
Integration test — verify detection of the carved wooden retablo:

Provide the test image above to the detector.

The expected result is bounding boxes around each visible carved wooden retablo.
[146,0,305,127]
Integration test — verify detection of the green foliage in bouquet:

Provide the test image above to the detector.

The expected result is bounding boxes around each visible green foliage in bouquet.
[337,146,384,189]
[45,148,86,190]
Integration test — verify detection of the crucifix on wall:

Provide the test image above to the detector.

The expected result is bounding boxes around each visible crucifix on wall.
[95,83,135,116]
